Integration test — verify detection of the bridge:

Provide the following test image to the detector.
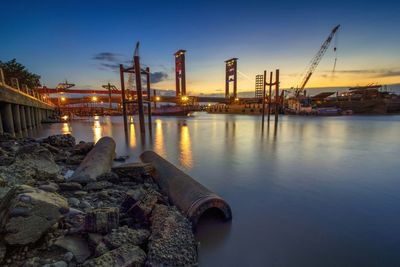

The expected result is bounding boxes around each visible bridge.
[0,70,56,137]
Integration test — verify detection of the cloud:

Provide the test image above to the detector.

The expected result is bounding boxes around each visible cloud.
[323,68,400,78]
[93,52,121,62]
[150,71,168,83]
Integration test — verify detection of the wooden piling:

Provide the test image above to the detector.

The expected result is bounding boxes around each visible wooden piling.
[275,69,280,124]
[133,50,145,134]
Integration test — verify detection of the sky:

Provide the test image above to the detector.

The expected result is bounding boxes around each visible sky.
[1,0,400,94]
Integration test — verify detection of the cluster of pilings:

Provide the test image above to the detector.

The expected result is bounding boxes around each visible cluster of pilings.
[0,102,53,137]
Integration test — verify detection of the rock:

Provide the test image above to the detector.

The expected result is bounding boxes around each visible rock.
[74,190,88,197]
[83,181,113,191]
[63,170,74,180]
[113,155,129,162]
[87,233,103,247]
[96,172,119,183]
[42,134,75,148]
[0,241,6,263]
[146,204,197,267]
[120,187,162,223]
[63,252,74,262]
[84,207,119,234]
[103,226,149,249]
[73,142,94,155]
[53,261,68,267]
[68,197,80,207]
[59,182,82,191]
[0,185,68,245]
[94,242,109,257]
[66,154,85,165]
[83,244,146,267]
[38,183,59,193]
[54,235,91,263]
[112,162,154,183]
[79,200,92,209]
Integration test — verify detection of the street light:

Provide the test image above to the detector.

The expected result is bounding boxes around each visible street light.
[61,97,66,102]
[92,96,98,102]
[155,96,161,101]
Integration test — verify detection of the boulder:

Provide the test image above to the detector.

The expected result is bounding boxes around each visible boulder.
[0,185,68,245]
[83,244,146,267]
[146,204,197,267]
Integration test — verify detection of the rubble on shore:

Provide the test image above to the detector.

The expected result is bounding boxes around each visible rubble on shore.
[0,134,198,267]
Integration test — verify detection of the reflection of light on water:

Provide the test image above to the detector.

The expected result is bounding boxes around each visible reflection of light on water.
[62,123,71,134]
[93,116,102,143]
[179,125,193,169]
[154,119,166,157]
[129,122,136,148]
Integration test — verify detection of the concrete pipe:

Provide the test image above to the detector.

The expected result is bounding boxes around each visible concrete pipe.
[140,151,232,226]
[70,136,116,183]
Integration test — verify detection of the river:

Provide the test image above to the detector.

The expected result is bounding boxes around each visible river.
[31,113,400,267]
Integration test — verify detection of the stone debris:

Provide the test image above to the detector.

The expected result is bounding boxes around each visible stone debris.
[112,162,154,183]
[83,244,146,267]
[0,134,198,266]
[42,134,76,148]
[103,225,150,249]
[84,207,120,234]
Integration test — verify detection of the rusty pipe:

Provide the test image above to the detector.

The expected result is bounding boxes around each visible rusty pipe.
[140,151,232,226]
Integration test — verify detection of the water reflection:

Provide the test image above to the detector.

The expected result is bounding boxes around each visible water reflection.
[93,116,102,143]
[178,122,193,169]
[62,123,71,134]
[129,122,136,148]
[154,119,166,157]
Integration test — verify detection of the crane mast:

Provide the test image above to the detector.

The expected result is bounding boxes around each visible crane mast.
[296,24,340,96]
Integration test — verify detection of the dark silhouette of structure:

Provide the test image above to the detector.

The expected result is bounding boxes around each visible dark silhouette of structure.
[175,50,187,96]
[225,58,238,99]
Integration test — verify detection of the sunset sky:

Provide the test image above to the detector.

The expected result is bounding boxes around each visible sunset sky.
[1,0,399,94]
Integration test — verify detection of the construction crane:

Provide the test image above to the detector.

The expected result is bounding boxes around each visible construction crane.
[295,24,340,96]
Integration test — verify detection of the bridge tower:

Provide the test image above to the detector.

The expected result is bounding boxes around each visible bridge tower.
[225,58,238,99]
[175,50,186,96]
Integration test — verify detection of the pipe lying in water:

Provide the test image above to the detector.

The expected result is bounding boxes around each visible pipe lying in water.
[70,136,116,183]
[140,151,232,226]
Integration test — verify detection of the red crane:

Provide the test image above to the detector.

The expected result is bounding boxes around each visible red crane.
[295,24,340,96]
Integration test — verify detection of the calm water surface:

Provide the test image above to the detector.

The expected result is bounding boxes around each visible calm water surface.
[32,113,400,267]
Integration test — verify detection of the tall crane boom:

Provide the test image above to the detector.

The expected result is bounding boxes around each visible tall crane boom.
[296,24,340,96]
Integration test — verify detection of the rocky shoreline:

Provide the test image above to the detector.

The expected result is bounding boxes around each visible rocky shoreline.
[0,134,197,267]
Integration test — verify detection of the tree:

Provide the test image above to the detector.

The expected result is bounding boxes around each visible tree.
[0,59,41,88]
